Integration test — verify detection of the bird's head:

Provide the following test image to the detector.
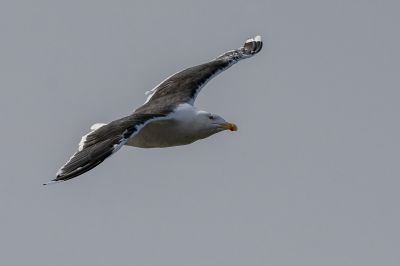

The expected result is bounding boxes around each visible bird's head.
[195,111,237,136]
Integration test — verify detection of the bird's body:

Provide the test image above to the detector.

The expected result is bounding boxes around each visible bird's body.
[126,118,194,148]
[47,35,262,184]
[126,104,224,148]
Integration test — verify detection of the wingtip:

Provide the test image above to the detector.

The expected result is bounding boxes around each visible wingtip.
[243,35,263,55]
[245,35,262,44]
[43,178,64,186]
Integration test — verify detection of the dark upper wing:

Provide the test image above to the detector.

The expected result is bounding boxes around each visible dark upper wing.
[47,112,168,184]
[143,35,262,107]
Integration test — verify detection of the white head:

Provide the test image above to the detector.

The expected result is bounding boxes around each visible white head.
[193,111,237,138]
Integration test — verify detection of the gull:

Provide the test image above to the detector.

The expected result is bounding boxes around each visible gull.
[45,35,262,184]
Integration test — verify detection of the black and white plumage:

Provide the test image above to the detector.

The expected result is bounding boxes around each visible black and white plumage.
[46,35,262,184]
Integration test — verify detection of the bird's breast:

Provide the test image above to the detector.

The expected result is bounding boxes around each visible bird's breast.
[125,119,202,148]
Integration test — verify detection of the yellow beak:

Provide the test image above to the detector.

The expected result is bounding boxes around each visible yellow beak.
[220,122,238,131]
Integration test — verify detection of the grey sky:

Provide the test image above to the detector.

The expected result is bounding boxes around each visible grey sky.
[1,0,399,265]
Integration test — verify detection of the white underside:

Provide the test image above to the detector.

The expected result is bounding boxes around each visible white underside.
[126,104,214,148]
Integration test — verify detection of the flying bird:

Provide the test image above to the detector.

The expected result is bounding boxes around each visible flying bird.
[46,35,262,184]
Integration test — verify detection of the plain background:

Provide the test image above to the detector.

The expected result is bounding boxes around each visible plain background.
[1,0,399,265]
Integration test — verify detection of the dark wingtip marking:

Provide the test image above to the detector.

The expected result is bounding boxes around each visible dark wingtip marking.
[43,177,62,186]
[243,35,263,55]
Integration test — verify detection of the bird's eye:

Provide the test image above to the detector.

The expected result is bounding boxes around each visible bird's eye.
[208,115,214,120]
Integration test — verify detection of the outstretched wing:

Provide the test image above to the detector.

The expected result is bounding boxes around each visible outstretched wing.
[142,35,262,107]
[47,113,167,184]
